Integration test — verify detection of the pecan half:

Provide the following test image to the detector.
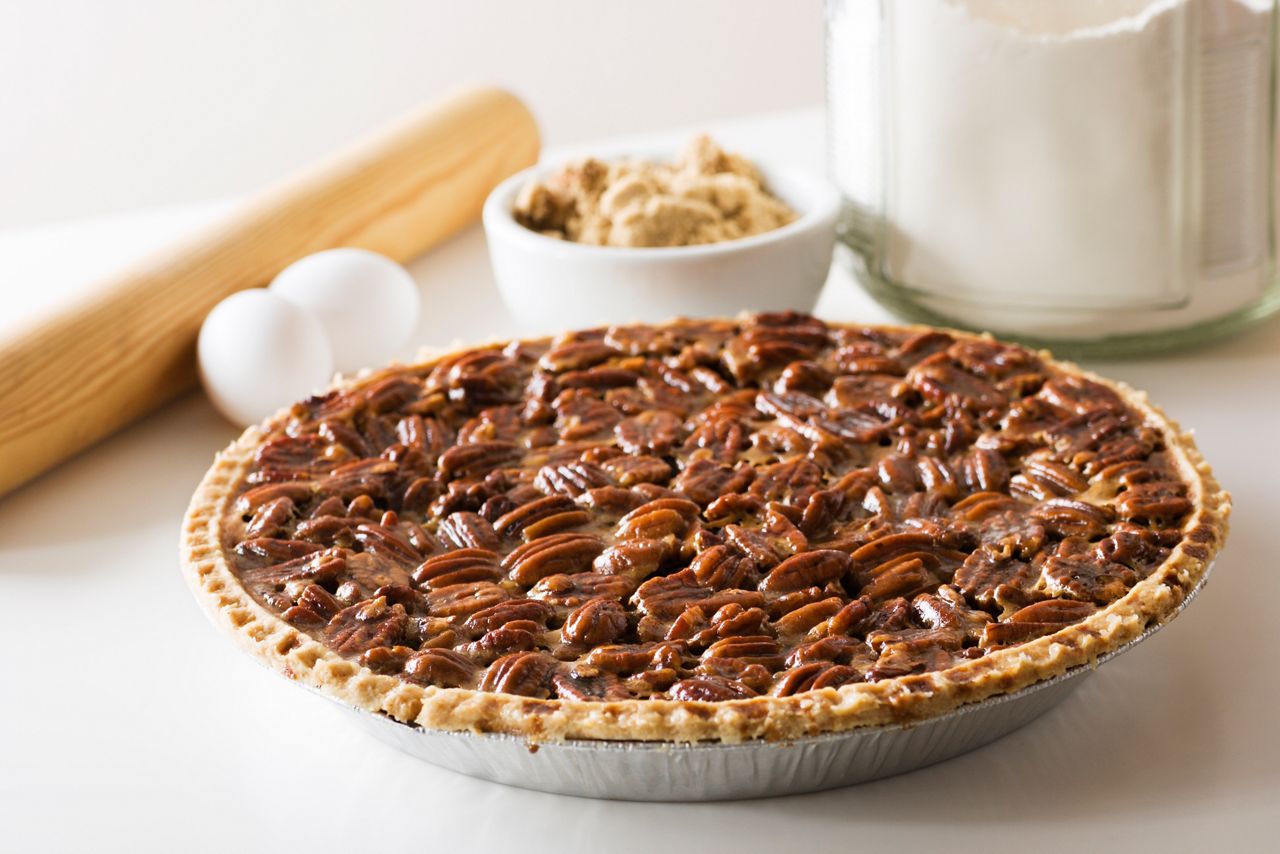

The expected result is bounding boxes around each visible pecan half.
[1114,481,1192,522]
[600,455,673,486]
[528,572,637,609]
[592,537,671,581]
[502,533,606,585]
[1030,498,1111,539]
[562,598,629,646]
[807,596,873,639]
[1093,524,1171,571]
[616,410,683,455]
[1010,457,1088,500]
[235,538,321,563]
[539,340,617,372]
[554,391,621,440]
[438,441,521,479]
[865,636,957,681]
[771,662,864,696]
[773,597,845,637]
[281,583,341,626]
[1038,375,1124,415]
[534,461,612,496]
[953,549,1037,612]
[908,358,1003,411]
[437,511,502,552]
[977,510,1047,559]
[689,545,759,590]
[614,497,700,541]
[583,641,685,674]
[552,667,630,701]
[353,523,421,567]
[240,549,347,592]
[479,652,558,697]
[424,582,510,618]
[912,585,991,641]
[493,495,577,539]
[1038,541,1138,604]
[785,635,874,667]
[235,481,314,514]
[575,486,646,517]
[412,549,503,589]
[460,623,542,663]
[325,597,407,655]
[359,645,415,675]
[723,524,789,569]
[672,459,755,505]
[982,599,1097,647]
[632,569,766,620]
[243,497,296,539]
[405,648,478,688]
[668,675,757,702]
[701,634,784,669]
[760,549,853,593]
[858,553,941,603]
[461,599,553,635]
[957,448,1010,492]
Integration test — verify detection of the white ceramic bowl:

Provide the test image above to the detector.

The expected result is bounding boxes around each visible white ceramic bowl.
[483,152,840,332]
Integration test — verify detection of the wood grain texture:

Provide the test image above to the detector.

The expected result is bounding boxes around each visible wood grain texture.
[0,86,540,496]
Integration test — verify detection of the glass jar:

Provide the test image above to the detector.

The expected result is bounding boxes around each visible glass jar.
[825,0,1280,356]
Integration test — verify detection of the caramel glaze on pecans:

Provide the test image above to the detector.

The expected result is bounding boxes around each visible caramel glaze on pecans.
[223,313,1197,704]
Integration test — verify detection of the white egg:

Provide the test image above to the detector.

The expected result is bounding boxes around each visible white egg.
[198,289,334,427]
[269,248,421,373]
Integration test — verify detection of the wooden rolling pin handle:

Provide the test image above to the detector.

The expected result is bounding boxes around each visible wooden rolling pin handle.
[0,86,540,496]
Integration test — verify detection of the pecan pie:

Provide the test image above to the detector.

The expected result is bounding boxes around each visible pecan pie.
[182,313,1228,742]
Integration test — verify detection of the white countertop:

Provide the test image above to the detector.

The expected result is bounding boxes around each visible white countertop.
[1,109,1276,853]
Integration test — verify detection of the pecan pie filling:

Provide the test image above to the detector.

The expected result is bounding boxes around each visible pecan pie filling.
[222,313,1196,704]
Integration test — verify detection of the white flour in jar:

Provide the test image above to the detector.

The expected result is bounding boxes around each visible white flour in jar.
[827,0,1274,339]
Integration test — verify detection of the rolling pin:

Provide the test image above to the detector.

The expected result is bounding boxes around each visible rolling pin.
[0,85,540,496]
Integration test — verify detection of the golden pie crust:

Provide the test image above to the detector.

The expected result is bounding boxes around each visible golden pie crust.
[181,319,1229,743]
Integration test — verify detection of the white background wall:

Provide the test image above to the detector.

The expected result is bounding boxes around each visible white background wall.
[0,0,824,228]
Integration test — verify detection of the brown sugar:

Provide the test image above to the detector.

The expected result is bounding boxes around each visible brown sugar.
[513,135,797,248]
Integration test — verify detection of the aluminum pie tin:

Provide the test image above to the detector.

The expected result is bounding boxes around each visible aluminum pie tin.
[330,570,1210,801]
